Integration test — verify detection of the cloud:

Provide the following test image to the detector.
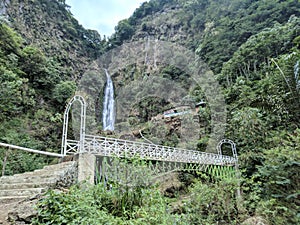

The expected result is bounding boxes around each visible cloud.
[66,0,147,37]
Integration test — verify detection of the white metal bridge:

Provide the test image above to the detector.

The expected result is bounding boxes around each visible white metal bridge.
[64,135,237,166]
[61,96,238,167]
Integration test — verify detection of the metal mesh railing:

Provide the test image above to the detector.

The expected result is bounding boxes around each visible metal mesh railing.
[64,135,237,166]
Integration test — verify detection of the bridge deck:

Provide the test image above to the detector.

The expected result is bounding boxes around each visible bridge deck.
[65,135,237,166]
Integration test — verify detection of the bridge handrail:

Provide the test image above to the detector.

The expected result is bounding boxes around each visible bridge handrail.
[83,135,237,165]
[0,142,63,157]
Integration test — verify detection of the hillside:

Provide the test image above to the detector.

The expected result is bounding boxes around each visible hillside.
[1,0,105,79]
[111,0,300,73]
[0,0,106,176]
[0,0,300,224]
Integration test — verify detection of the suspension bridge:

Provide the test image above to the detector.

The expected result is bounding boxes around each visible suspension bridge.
[61,95,238,174]
[0,95,238,178]
[64,135,237,166]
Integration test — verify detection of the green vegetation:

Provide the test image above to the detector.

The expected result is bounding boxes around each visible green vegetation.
[0,0,299,224]
[33,183,176,225]
[0,21,75,174]
[5,0,106,78]
[33,158,240,225]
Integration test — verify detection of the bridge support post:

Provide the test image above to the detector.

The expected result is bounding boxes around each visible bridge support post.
[78,153,96,184]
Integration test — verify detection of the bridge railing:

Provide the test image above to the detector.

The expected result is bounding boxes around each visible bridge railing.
[64,139,80,155]
[0,142,63,176]
[0,142,63,158]
[79,135,237,166]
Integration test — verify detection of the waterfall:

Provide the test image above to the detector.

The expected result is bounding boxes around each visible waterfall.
[294,60,299,90]
[102,69,115,131]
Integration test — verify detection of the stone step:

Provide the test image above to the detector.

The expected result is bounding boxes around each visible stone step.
[0,196,27,205]
[0,174,60,184]
[0,161,75,179]
[22,162,75,175]
[43,161,76,169]
[3,171,64,181]
[0,188,45,197]
[8,166,71,177]
[0,171,62,181]
[0,182,53,190]
[41,162,76,172]
[1,176,58,185]
[12,169,58,176]
[0,160,77,224]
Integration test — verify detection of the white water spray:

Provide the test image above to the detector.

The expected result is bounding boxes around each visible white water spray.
[102,69,115,131]
[294,60,299,90]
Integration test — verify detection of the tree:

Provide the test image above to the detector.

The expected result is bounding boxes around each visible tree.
[52,80,76,106]
[0,22,23,56]
[254,129,300,224]
[0,66,35,119]
[219,16,300,86]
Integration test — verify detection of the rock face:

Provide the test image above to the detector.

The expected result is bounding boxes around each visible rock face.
[2,0,104,79]
[131,5,195,47]
[0,161,77,224]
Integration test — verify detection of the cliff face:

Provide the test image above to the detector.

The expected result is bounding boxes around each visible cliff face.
[131,5,190,45]
[112,0,300,72]
[1,0,105,79]
[4,0,298,79]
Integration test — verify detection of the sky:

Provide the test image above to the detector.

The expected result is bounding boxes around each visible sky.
[65,0,148,38]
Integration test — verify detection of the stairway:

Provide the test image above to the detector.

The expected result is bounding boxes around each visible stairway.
[0,161,77,224]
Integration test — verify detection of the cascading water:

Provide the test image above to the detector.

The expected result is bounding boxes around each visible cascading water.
[102,69,115,131]
[294,60,299,91]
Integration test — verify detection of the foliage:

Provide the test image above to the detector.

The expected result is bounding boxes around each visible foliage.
[219,16,300,86]
[0,118,51,175]
[0,20,73,166]
[110,19,134,46]
[5,0,106,79]
[254,129,300,224]
[0,23,36,119]
[0,66,35,119]
[33,176,179,224]
[0,22,22,56]
[130,96,169,123]
[0,148,48,176]
[195,0,300,72]
[33,156,242,224]
[1,0,300,224]
[181,176,239,224]
[52,80,76,107]
[109,0,176,47]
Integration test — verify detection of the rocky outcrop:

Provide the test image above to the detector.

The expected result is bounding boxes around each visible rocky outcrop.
[132,5,191,46]
[155,172,184,197]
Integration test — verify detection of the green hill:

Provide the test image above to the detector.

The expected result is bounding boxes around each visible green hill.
[0,0,299,224]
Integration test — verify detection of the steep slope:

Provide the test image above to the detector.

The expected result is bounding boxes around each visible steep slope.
[0,0,105,177]
[106,1,300,224]
[1,0,105,79]
[111,0,300,72]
